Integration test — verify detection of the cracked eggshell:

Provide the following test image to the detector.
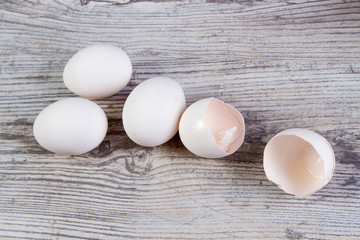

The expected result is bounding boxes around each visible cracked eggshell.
[122,76,186,147]
[179,98,245,158]
[63,44,132,99]
[33,98,108,155]
[263,128,335,196]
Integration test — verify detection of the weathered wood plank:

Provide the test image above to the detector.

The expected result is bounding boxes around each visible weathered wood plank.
[0,0,359,239]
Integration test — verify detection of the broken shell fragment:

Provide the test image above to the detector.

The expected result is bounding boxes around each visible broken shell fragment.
[263,128,335,196]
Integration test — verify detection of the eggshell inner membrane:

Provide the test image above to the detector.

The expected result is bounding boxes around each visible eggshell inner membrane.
[202,99,245,154]
[264,135,326,196]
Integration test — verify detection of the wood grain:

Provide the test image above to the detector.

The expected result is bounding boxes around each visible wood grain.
[1,0,359,239]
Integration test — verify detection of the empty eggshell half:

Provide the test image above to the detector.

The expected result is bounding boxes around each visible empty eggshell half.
[263,128,335,196]
[179,98,245,158]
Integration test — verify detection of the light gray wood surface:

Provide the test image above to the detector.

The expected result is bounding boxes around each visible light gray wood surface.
[1,0,360,239]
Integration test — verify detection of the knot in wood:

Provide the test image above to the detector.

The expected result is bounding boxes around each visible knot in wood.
[125,149,152,175]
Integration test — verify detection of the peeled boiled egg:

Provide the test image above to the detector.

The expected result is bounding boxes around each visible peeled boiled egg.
[263,128,335,196]
[122,76,186,147]
[63,44,132,99]
[33,98,108,155]
[179,98,245,158]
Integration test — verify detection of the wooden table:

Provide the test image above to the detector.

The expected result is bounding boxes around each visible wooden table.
[1,0,359,239]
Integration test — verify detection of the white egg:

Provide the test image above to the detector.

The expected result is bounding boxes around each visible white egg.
[122,76,186,147]
[263,128,335,196]
[33,98,108,155]
[179,98,245,158]
[63,44,132,99]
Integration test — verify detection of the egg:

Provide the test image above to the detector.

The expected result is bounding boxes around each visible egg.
[263,128,335,196]
[122,76,186,147]
[33,98,108,155]
[63,44,132,99]
[179,98,245,158]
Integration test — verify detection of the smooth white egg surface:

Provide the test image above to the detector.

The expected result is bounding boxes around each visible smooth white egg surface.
[263,128,335,196]
[33,98,108,155]
[179,98,245,158]
[122,76,186,147]
[63,44,132,99]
